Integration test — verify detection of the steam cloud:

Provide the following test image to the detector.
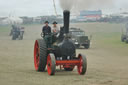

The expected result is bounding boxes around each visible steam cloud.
[59,0,116,11]
[59,0,75,11]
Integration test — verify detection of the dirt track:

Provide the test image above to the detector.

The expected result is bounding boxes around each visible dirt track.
[0,23,128,85]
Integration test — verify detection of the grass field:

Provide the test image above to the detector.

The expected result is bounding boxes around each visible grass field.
[0,23,128,85]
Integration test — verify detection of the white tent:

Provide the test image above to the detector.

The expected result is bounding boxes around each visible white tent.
[2,16,23,25]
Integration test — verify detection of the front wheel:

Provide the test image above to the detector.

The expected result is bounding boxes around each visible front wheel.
[77,54,87,75]
[47,53,56,75]
[84,44,90,49]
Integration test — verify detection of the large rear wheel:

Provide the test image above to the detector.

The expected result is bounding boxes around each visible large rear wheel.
[84,44,90,49]
[84,40,90,49]
[77,54,87,75]
[34,39,47,71]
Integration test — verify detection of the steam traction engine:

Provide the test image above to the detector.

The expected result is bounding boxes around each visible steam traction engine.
[34,10,87,75]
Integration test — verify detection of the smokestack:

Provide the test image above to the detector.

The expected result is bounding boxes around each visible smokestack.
[63,10,70,34]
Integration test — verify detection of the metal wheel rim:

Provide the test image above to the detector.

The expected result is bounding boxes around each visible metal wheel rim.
[47,54,52,75]
[34,40,40,71]
[77,55,83,74]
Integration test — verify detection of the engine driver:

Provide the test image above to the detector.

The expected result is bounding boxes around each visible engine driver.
[42,21,52,48]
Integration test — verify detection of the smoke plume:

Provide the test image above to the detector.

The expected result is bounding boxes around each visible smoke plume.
[59,0,75,11]
[59,0,116,11]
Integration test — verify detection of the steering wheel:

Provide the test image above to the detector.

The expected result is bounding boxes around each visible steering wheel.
[41,32,43,38]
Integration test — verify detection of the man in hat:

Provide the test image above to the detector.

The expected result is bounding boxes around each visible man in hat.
[42,21,52,48]
[42,21,51,36]
[51,21,60,42]
[52,21,60,34]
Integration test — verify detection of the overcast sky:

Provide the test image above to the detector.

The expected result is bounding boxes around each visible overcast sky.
[0,0,128,17]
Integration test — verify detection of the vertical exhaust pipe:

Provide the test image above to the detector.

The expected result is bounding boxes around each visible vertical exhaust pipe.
[63,10,70,34]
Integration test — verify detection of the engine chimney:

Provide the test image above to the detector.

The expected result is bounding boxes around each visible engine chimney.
[63,10,70,34]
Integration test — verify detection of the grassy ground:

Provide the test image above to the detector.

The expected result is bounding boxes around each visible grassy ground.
[0,23,128,85]
[0,25,10,33]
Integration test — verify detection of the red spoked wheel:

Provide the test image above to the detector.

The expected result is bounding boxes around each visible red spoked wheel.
[34,40,40,71]
[77,54,87,75]
[34,39,47,71]
[47,53,56,75]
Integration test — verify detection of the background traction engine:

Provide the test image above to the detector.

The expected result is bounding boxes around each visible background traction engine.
[34,10,87,75]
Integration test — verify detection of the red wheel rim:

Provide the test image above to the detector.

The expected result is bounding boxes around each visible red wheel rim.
[77,55,83,74]
[47,54,52,75]
[34,40,40,71]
